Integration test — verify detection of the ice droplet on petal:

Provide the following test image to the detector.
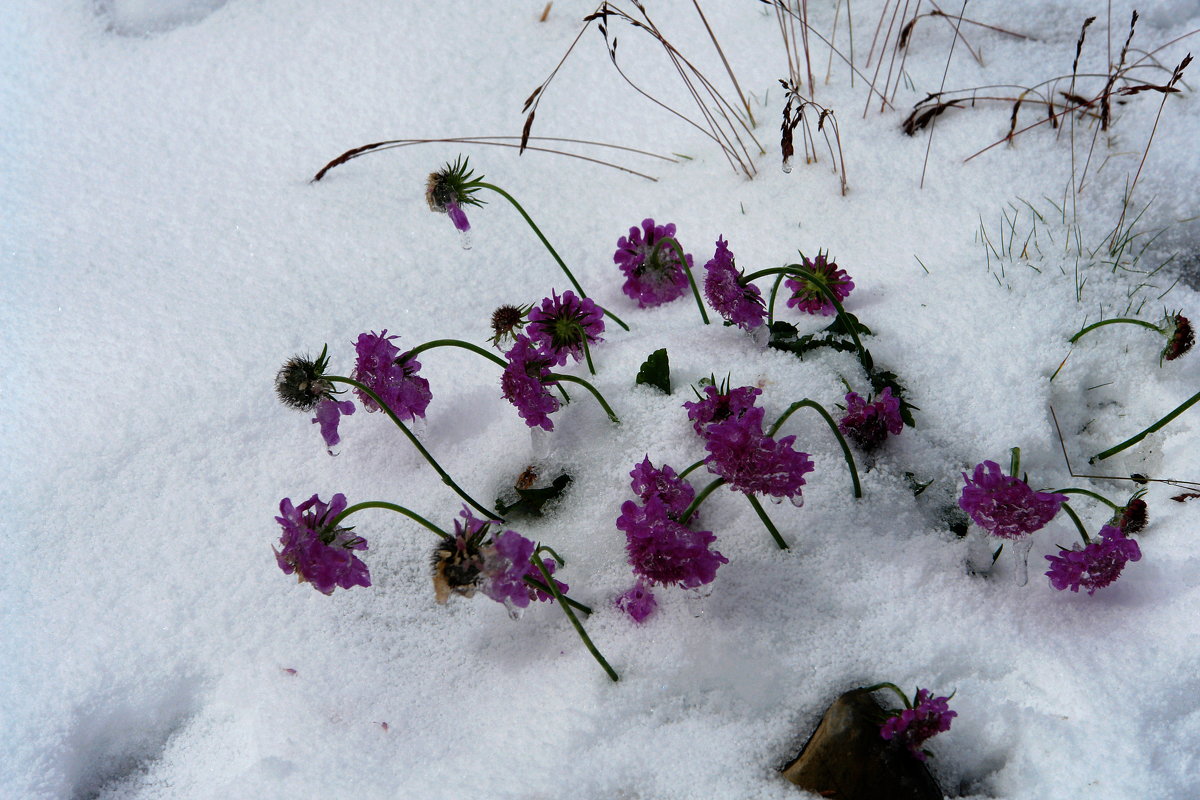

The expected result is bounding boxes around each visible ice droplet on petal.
[1012,536,1035,587]
[781,157,793,174]
[502,597,525,621]
[685,583,714,617]
[459,230,473,251]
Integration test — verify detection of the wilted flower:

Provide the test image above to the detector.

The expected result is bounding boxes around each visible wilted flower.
[526,290,605,366]
[617,497,728,589]
[426,156,484,232]
[1163,313,1194,361]
[614,218,692,307]
[1045,524,1142,594]
[785,252,854,316]
[489,303,530,349]
[312,398,356,451]
[352,330,432,421]
[275,349,333,411]
[838,388,903,451]
[880,689,956,761]
[703,405,815,505]
[683,382,762,436]
[703,236,765,330]
[430,507,490,604]
[614,580,658,623]
[274,493,370,595]
[958,460,1065,539]
[501,335,560,430]
[1115,495,1148,534]
[629,457,695,517]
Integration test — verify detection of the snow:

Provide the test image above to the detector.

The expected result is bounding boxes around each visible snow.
[4,1,1200,798]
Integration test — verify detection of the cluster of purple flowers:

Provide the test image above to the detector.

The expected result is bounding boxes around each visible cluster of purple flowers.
[879,689,957,761]
[958,461,1065,539]
[685,385,814,505]
[838,388,903,451]
[274,493,370,595]
[1044,524,1141,595]
[702,237,765,331]
[785,252,854,316]
[614,218,693,307]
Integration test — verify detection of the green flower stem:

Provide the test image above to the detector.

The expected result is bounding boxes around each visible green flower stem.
[547,373,620,424]
[746,493,789,550]
[522,576,593,616]
[475,181,630,332]
[328,501,452,540]
[580,334,596,376]
[655,236,710,325]
[326,375,502,521]
[1059,501,1092,546]
[1009,447,1021,479]
[534,549,619,682]
[678,458,707,480]
[769,399,862,499]
[1092,387,1200,463]
[680,477,726,525]
[860,682,913,709]
[1069,316,1165,344]
[766,272,786,327]
[1050,487,1121,511]
[401,338,508,368]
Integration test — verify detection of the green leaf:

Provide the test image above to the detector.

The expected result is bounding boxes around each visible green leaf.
[636,348,671,394]
[496,473,572,518]
[904,472,934,496]
[768,320,859,359]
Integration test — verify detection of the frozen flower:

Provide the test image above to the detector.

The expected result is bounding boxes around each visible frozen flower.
[703,406,815,505]
[426,156,484,232]
[838,387,903,451]
[614,580,658,623]
[275,349,333,411]
[489,303,530,349]
[614,218,692,307]
[617,497,728,589]
[629,457,695,517]
[312,398,356,451]
[274,493,370,595]
[958,460,1065,539]
[880,689,956,761]
[480,528,539,608]
[352,330,432,421]
[703,236,765,330]
[430,507,490,604]
[1045,524,1142,595]
[785,252,854,316]
[1163,313,1194,361]
[501,335,560,430]
[683,383,762,436]
[1115,496,1148,534]
[526,290,605,366]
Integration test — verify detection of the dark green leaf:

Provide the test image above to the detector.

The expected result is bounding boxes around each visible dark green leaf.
[635,348,671,394]
[496,473,572,518]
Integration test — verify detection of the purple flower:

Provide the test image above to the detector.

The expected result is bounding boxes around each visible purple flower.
[683,383,762,436]
[444,200,470,232]
[615,580,658,623]
[1045,524,1142,594]
[526,290,605,366]
[629,456,695,516]
[959,461,1066,540]
[880,689,956,761]
[617,497,728,589]
[785,252,854,316]
[480,528,539,609]
[703,406,815,505]
[501,335,560,430]
[311,398,356,452]
[352,330,432,421]
[274,493,370,595]
[426,156,483,232]
[838,388,903,451]
[614,218,693,308]
[703,237,765,330]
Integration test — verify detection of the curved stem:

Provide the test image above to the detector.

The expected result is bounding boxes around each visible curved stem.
[533,551,619,682]
[547,373,619,424]
[402,338,507,368]
[680,477,726,525]
[769,399,862,499]
[523,576,593,616]
[328,501,452,540]
[476,181,630,332]
[1092,387,1200,463]
[580,335,596,376]
[747,265,871,370]
[677,458,707,480]
[1069,316,1165,344]
[327,375,502,521]
[746,493,789,550]
[1059,501,1092,546]
[860,682,913,709]
[766,272,786,327]
[1049,487,1121,511]
[658,236,710,325]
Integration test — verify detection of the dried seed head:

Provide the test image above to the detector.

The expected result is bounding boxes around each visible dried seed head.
[1116,496,1148,534]
[1163,314,1194,361]
[490,303,529,348]
[275,349,332,411]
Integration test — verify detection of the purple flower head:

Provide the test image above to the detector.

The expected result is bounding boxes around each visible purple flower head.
[784,252,854,316]
[274,493,370,595]
[629,456,696,517]
[352,330,432,422]
[880,689,956,761]
[615,580,658,623]
[426,156,484,232]
[617,497,728,589]
[959,461,1065,539]
[444,200,470,232]
[527,290,605,366]
[480,528,539,609]
[838,388,904,451]
[1045,524,1142,595]
[614,218,693,307]
[683,383,762,436]
[703,237,765,330]
[501,335,560,430]
[312,398,356,452]
[703,406,815,505]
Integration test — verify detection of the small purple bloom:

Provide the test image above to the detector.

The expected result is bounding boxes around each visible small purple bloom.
[617,497,728,589]
[629,456,696,516]
[1045,524,1142,594]
[501,335,560,430]
[352,330,432,421]
[444,200,471,232]
[959,461,1066,539]
[312,398,356,452]
[274,493,370,595]
[614,218,693,308]
[526,290,605,366]
[615,580,658,623]
[481,529,539,609]
[838,388,903,451]
[683,383,762,436]
[785,252,854,316]
[703,237,765,330]
[880,689,956,761]
[703,406,815,505]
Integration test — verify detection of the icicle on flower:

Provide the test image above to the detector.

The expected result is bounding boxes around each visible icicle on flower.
[426,156,484,232]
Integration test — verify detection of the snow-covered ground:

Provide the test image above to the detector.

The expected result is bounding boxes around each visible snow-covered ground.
[5,1,1200,798]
